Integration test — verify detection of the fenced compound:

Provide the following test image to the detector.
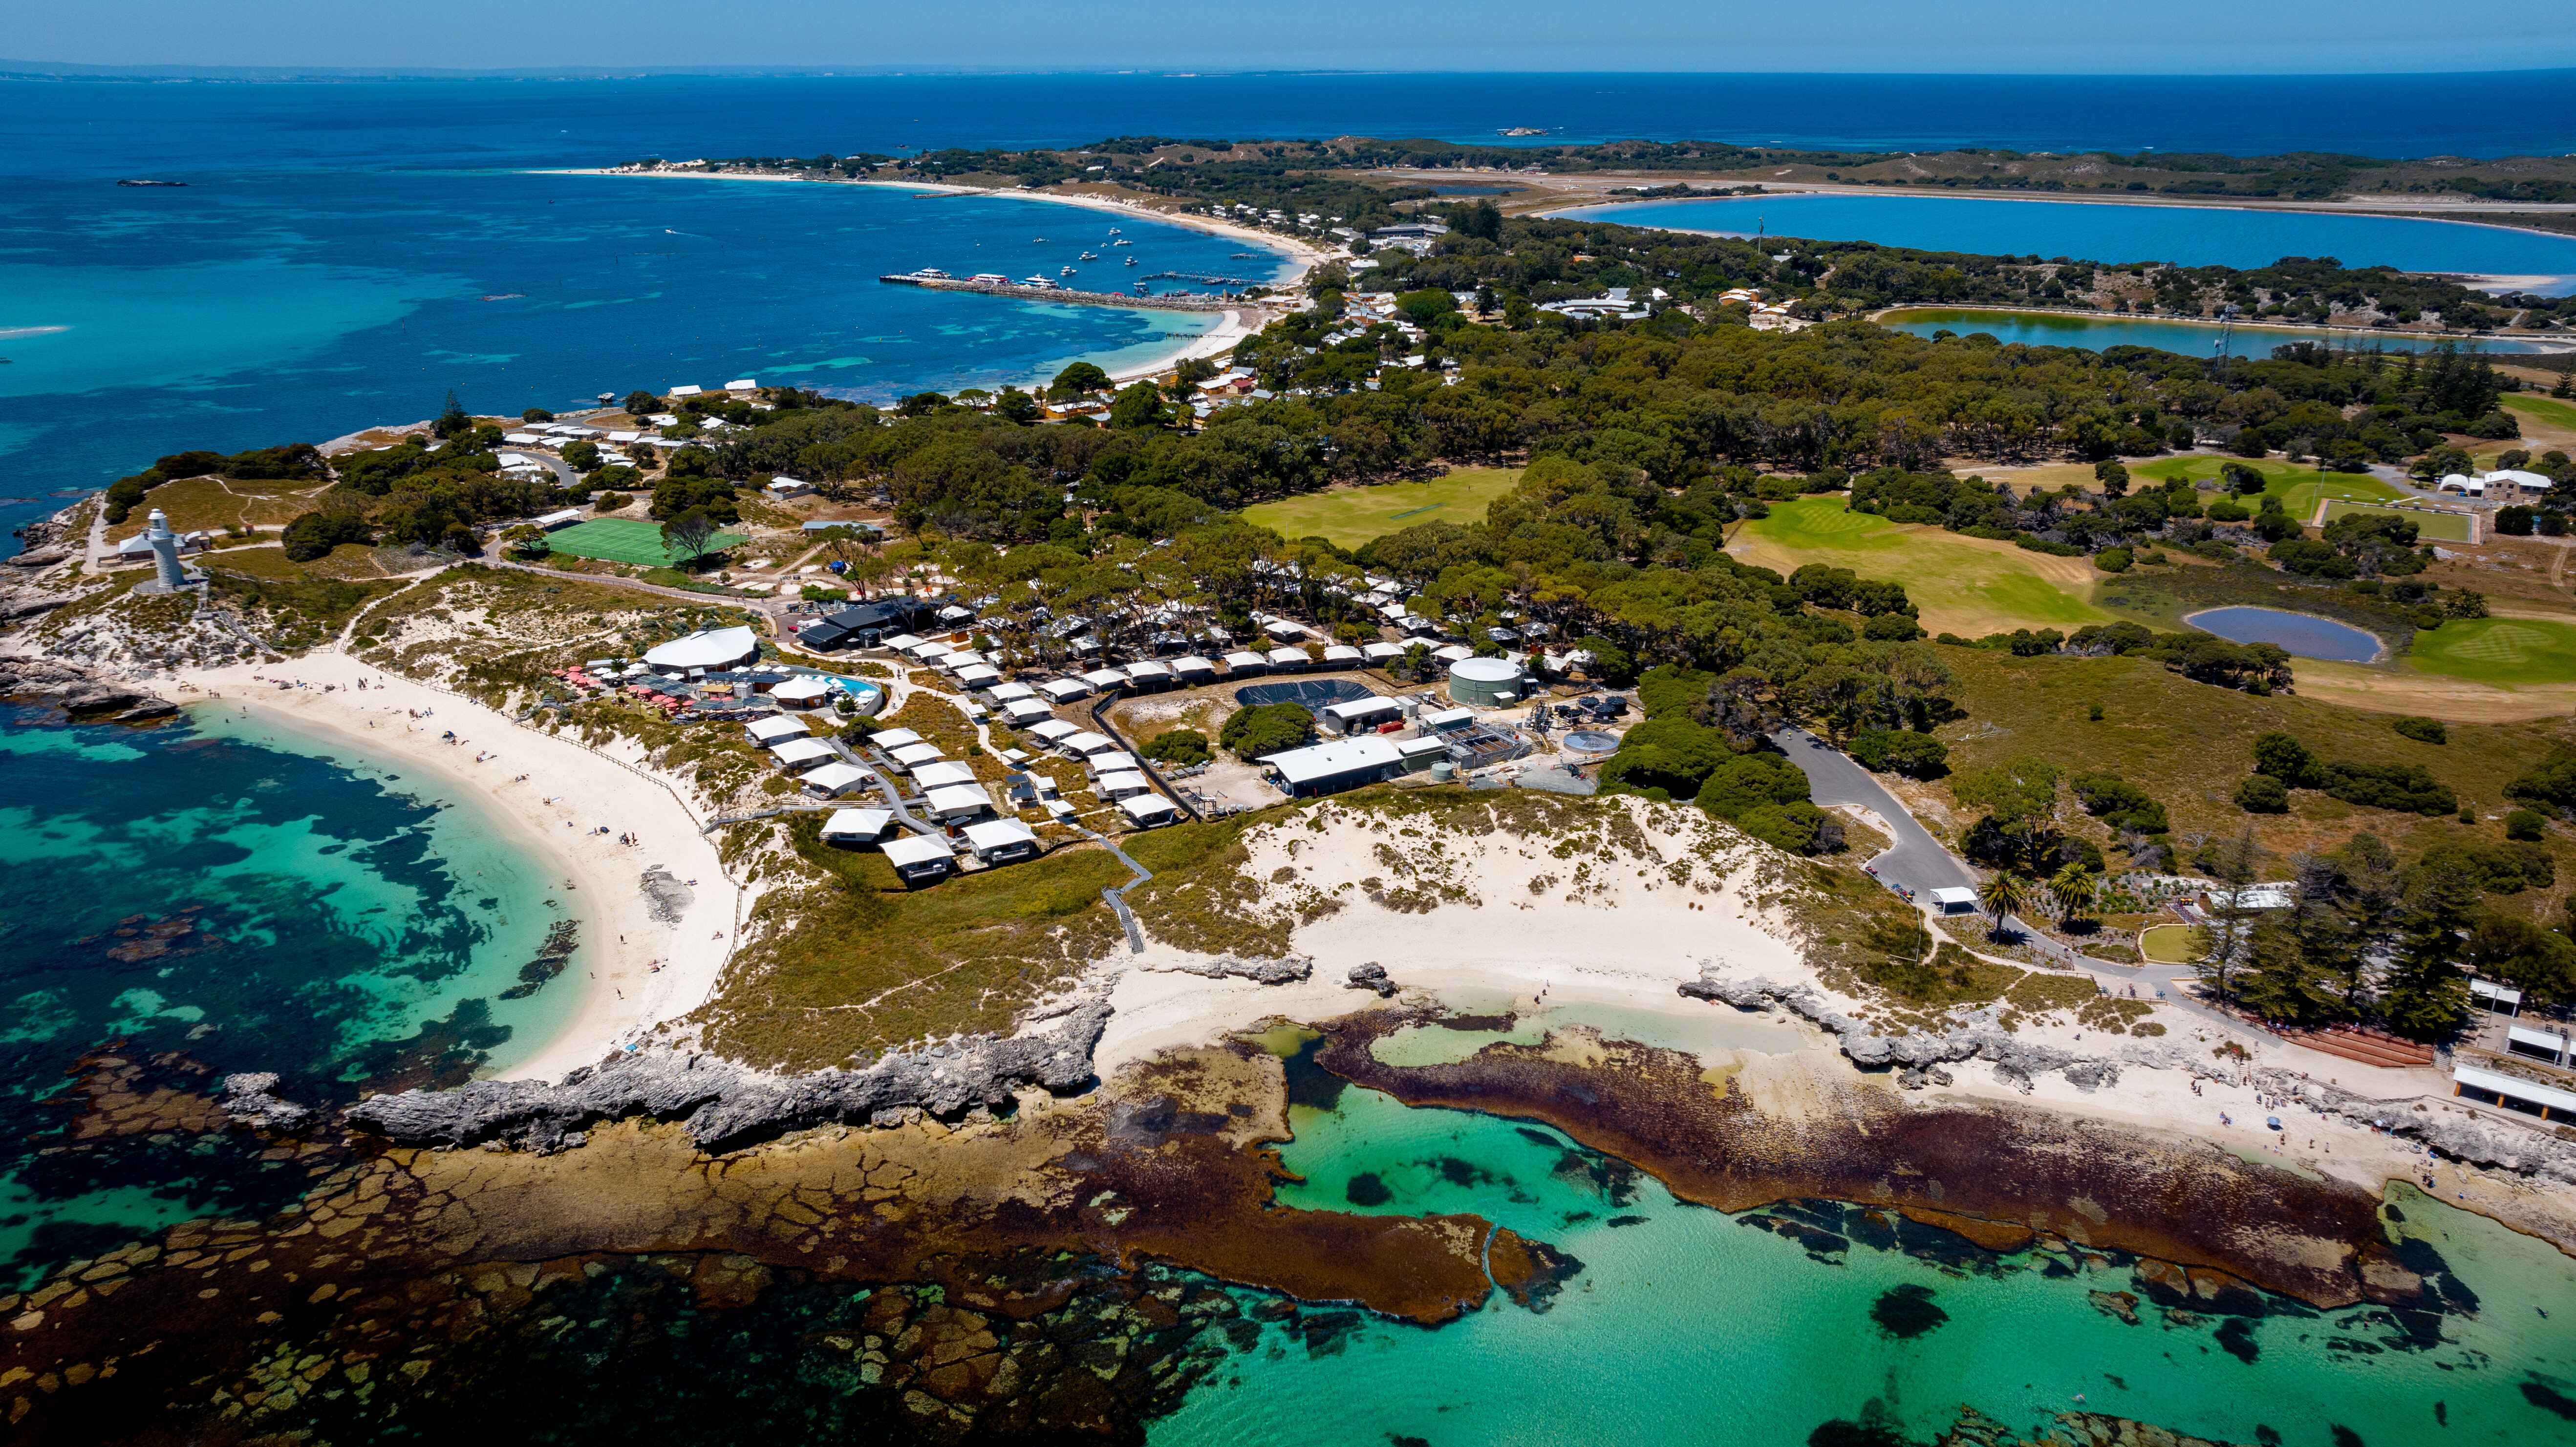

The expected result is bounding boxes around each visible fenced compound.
[1233,678,1377,716]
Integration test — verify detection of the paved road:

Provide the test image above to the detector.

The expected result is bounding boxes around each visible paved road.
[1773,727,1972,898]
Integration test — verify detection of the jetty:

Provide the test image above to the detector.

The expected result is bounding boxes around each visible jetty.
[879,272,1238,312]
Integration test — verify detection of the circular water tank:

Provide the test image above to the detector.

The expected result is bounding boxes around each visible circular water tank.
[1446,656,1525,709]
[1429,760,1457,782]
[1561,729,1621,762]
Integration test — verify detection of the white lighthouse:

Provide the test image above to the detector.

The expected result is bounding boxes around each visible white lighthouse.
[141,508,192,593]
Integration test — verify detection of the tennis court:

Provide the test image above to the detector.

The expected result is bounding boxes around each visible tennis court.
[546,517,746,567]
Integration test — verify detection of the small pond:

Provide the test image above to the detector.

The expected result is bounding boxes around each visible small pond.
[2187,606,2383,662]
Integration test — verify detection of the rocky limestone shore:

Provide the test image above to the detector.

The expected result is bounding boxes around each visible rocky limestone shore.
[0,655,178,721]
[1141,953,1313,985]
[1681,970,2123,1092]
[330,999,1115,1153]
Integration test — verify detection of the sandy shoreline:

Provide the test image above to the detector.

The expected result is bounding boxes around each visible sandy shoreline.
[1868,302,2576,352]
[173,653,741,1084]
[539,167,1330,385]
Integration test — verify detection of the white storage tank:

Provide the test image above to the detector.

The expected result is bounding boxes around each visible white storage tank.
[1446,656,1525,709]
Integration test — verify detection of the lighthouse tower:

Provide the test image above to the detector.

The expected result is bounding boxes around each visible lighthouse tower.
[144,509,190,592]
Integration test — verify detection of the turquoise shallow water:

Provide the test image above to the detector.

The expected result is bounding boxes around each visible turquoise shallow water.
[1150,1043,2576,1447]
[0,700,577,1284]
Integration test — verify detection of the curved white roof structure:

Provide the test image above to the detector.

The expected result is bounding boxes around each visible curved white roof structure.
[644,626,759,672]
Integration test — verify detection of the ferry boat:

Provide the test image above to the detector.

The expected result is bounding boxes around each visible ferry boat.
[969,273,1009,285]
[915,268,952,280]
[1021,275,1056,288]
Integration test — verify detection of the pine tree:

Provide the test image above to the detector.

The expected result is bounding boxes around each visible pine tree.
[433,388,473,440]
[2237,857,2355,1026]
[2195,830,2262,1001]
[2379,848,2477,1041]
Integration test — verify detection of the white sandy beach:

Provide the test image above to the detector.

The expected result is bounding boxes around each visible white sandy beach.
[172,653,742,1084]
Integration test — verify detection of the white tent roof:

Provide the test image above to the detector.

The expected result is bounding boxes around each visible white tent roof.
[923,783,994,817]
[1002,699,1052,723]
[1095,770,1153,797]
[1929,886,1978,908]
[746,715,810,744]
[1362,641,1408,660]
[1322,696,1401,723]
[771,675,836,705]
[821,807,892,841]
[963,818,1040,856]
[1124,660,1173,680]
[645,626,759,672]
[882,633,926,651]
[880,835,953,870]
[1222,651,1268,671]
[1086,750,1139,775]
[770,738,837,770]
[1039,678,1092,701]
[1321,644,1365,664]
[869,727,924,750]
[987,681,1037,702]
[1118,793,1178,825]
[1027,718,1080,742]
[889,742,947,768]
[955,664,1004,687]
[1172,655,1217,675]
[1267,647,1310,666]
[1061,731,1117,756]
[1080,668,1128,689]
[801,763,871,796]
[910,760,979,789]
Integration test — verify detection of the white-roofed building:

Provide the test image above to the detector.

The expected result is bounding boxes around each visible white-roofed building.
[1060,731,1118,758]
[905,639,955,662]
[888,742,947,772]
[746,714,811,745]
[1026,719,1081,745]
[881,633,927,653]
[1080,667,1129,692]
[1123,660,1174,691]
[880,834,955,885]
[1362,641,1408,665]
[1038,678,1093,704]
[1117,793,1179,828]
[725,378,759,392]
[820,807,893,843]
[1320,644,1365,669]
[770,737,838,772]
[646,625,760,674]
[1001,698,1053,726]
[868,727,924,751]
[1929,886,1979,914]
[1267,646,1311,672]
[909,760,980,790]
[801,763,871,797]
[1264,737,1404,797]
[1320,695,1404,735]
[963,818,1042,865]
[954,663,1004,690]
[1086,750,1140,777]
[1172,656,1217,684]
[923,783,994,822]
[1221,650,1269,676]
[1094,770,1154,801]
[769,675,837,709]
[987,681,1036,703]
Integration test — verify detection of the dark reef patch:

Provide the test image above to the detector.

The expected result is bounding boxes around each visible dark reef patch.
[1868,1283,1950,1340]
[1345,1171,1393,1207]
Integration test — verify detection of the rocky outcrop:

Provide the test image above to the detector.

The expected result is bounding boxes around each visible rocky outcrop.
[1147,953,1313,986]
[0,656,174,717]
[343,999,1115,1153]
[2245,1063,2576,1186]
[218,1072,315,1132]
[1345,962,1397,997]
[1681,970,2120,1093]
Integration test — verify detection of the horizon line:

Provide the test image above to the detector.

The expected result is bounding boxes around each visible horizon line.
[7,61,2576,82]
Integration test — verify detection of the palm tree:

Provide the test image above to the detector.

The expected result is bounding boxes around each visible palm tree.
[1976,872,2027,940]
[2049,863,2097,926]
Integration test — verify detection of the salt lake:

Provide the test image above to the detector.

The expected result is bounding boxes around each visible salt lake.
[2188,606,2387,662]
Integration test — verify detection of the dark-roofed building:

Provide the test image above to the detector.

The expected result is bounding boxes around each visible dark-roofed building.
[796,596,943,651]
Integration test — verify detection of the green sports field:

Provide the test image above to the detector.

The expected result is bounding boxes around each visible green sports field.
[2130,456,2405,520]
[2318,499,2474,543]
[1241,467,1523,550]
[2406,616,2576,685]
[545,518,745,567]
[1738,497,2115,637]
[2138,924,2208,964]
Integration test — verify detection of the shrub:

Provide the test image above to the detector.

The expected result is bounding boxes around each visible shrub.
[2496,505,2536,536]
[2094,546,2133,573]
[1141,728,1212,766]
[2507,808,2548,842]
[1601,715,1731,797]
[593,491,633,513]
[2391,716,2447,745]
[1217,702,1313,760]
[2071,772,2169,833]
[2251,732,2324,787]
[279,508,373,562]
[1862,612,1926,641]
[1846,728,1949,779]
[2233,774,2290,813]
[2320,761,2456,815]
[1634,664,1716,719]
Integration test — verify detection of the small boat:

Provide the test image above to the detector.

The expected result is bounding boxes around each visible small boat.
[1109,238,1129,247]
[1106,226,1121,235]
[116,178,186,188]
[1078,251,1098,260]
[1060,265,1076,276]
[1124,255,1138,266]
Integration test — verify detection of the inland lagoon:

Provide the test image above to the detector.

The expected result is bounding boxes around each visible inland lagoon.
[1876,306,2564,357]
[1569,192,2576,296]
[2188,606,2388,662]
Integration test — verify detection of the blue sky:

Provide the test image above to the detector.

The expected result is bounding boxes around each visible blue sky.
[7,0,2574,74]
